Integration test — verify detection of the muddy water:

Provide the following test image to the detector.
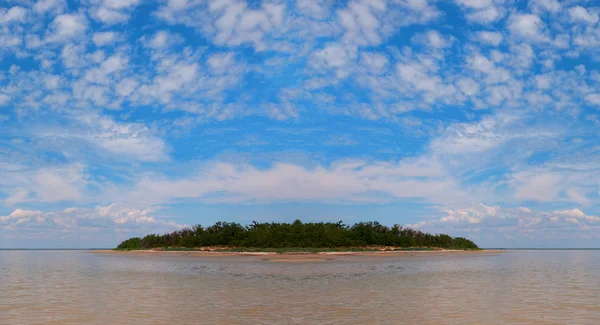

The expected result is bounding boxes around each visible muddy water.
[1,250,599,324]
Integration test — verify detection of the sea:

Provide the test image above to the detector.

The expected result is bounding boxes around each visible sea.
[1,250,599,324]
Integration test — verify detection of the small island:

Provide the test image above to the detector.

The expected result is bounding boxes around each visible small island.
[116,220,479,254]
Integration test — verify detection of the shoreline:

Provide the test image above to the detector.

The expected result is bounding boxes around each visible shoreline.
[92,249,504,262]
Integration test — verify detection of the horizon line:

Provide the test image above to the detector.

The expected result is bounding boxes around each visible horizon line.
[2,248,600,251]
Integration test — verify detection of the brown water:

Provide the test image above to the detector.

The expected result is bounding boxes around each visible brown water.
[1,250,599,324]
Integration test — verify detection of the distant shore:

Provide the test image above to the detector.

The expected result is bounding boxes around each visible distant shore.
[92,249,503,262]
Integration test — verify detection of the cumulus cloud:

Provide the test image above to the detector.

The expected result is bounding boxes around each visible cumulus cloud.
[71,112,169,162]
[296,0,334,19]
[0,6,27,24]
[337,0,386,46]
[511,172,562,202]
[143,30,184,49]
[0,94,10,106]
[122,157,461,205]
[156,0,287,51]
[454,0,504,23]
[47,13,88,42]
[206,52,237,74]
[34,0,66,14]
[1,165,86,206]
[265,102,298,121]
[530,0,561,13]
[410,204,600,243]
[508,13,548,42]
[360,52,388,74]
[412,30,455,48]
[585,93,600,106]
[568,6,599,25]
[475,30,503,46]
[0,204,186,242]
[90,0,141,24]
[92,31,121,46]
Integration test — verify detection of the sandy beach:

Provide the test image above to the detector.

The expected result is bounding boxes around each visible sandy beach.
[92,249,504,262]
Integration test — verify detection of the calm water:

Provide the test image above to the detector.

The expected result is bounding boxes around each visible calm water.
[1,250,599,325]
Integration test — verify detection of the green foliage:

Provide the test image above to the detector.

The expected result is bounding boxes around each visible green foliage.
[116,237,141,250]
[116,219,479,250]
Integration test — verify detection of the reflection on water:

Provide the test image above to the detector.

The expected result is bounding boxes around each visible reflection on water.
[1,251,599,324]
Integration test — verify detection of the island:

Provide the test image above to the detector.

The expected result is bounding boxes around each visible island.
[115,220,479,254]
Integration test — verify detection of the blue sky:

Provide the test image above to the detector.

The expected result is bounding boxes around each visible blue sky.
[2,0,600,248]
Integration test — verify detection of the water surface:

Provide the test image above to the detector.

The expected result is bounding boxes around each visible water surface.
[1,250,599,324]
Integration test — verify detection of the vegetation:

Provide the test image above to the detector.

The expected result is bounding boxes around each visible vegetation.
[116,220,478,251]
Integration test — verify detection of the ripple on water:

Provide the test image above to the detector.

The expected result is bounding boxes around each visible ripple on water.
[1,250,600,325]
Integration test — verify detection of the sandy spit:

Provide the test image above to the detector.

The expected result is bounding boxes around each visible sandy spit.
[91,249,504,262]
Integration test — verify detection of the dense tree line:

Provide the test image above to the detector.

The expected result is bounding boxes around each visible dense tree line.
[117,220,478,250]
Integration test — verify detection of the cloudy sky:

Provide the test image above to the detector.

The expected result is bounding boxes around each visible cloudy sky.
[2,0,600,248]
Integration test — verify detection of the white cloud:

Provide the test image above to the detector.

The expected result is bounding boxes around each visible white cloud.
[508,13,548,42]
[43,74,62,89]
[568,6,599,25]
[296,0,333,19]
[0,204,186,241]
[149,30,169,48]
[34,0,66,15]
[475,31,503,46]
[93,6,127,23]
[0,209,42,224]
[207,1,286,51]
[0,94,10,106]
[585,93,600,106]
[48,14,88,42]
[24,111,168,162]
[95,203,156,225]
[137,60,200,103]
[91,0,141,24]
[124,158,458,205]
[360,52,388,75]
[144,30,184,49]
[72,112,169,162]
[431,114,509,154]
[82,54,129,85]
[412,30,454,48]
[33,166,85,203]
[206,52,236,74]
[410,204,600,241]
[265,102,298,121]
[566,188,591,206]
[1,165,86,205]
[102,0,140,10]
[115,78,139,97]
[338,0,386,46]
[466,53,511,84]
[92,31,121,46]
[310,43,355,78]
[4,188,29,206]
[394,0,441,24]
[512,172,561,202]
[457,77,480,96]
[0,6,27,24]
[530,0,561,13]
[535,74,552,89]
[0,34,22,48]
[454,0,503,23]
[396,61,449,98]
[467,6,502,23]
[455,0,493,10]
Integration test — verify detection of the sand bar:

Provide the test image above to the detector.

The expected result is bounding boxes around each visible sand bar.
[92,249,504,262]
